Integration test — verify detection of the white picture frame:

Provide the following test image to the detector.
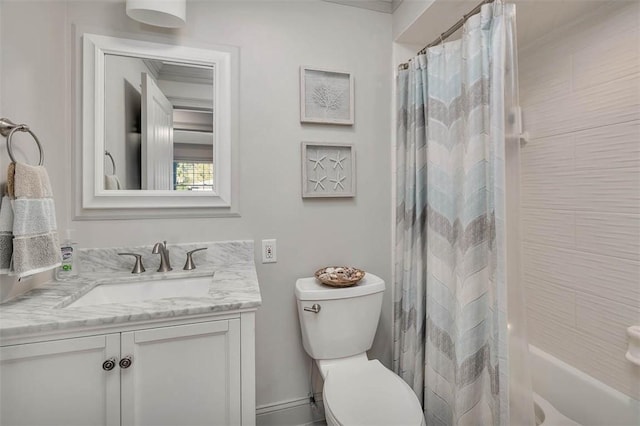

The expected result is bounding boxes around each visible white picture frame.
[300,66,354,125]
[301,142,355,198]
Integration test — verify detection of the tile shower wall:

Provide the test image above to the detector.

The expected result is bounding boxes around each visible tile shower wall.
[519,2,640,399]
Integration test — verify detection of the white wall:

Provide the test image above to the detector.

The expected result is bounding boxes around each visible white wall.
[0,0,393,419]
[104,55,148,189]
[519,1,640,399]
[392,0,434,42]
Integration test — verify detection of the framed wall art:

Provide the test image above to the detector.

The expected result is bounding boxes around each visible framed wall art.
[300,66,354,125]
[301,142,355,198]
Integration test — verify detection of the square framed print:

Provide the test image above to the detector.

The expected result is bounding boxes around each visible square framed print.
[302,142,355,198]
[300,66,354,125]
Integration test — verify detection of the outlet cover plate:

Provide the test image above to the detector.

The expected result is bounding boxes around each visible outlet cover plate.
[262,239,277,263]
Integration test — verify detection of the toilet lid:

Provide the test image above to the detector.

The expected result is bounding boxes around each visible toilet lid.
[323,360,424,426]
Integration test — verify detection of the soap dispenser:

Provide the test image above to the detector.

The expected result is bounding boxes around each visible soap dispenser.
[57,229,78,279]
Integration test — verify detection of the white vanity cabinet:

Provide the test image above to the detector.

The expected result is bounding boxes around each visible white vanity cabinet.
[0,333,121,426]
[0,313,254,426]
[120,319,241,426]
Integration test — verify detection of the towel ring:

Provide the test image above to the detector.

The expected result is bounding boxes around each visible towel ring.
[105,150,116,175]
[0,118,44,166]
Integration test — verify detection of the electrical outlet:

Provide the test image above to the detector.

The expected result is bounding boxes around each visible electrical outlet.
[262,239,277,263]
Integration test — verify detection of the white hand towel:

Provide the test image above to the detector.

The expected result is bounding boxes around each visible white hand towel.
[8,162,61,278]
[104,174,122,190]
[0,196,13,273]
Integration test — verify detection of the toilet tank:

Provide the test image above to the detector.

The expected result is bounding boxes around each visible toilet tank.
[295,274,385,360]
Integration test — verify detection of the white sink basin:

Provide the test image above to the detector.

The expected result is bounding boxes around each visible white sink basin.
[66,276,212,308]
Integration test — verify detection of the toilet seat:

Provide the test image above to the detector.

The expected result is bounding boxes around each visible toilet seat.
[323,360,425,426]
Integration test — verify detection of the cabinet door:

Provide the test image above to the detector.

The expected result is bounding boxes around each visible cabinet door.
[0,334,121,426]
[121,319,241,426]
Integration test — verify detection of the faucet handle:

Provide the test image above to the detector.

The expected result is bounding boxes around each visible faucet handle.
[118,253,145,274]
[183,247,207,271]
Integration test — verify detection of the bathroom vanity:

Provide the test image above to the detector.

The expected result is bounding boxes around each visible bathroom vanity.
[0,240,261,426]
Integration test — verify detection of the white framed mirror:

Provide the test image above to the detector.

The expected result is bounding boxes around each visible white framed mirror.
[79,33,238,218]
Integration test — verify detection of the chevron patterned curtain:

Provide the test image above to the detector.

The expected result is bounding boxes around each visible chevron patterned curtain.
[394,2,522,425]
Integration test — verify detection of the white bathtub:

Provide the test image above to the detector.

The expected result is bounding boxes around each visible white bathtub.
[534,392,579,426]
[529,345,640,426]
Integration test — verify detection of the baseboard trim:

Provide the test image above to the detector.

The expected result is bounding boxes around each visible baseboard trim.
[256,396,311,416]
[256,396,325,426]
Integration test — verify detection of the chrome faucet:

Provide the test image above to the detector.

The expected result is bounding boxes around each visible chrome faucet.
[152,241,172,272]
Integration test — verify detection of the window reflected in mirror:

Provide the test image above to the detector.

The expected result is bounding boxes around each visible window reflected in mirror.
[175,161,213,191]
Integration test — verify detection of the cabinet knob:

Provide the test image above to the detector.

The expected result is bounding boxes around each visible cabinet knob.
[119,355,133,369]
[102,357,117,371]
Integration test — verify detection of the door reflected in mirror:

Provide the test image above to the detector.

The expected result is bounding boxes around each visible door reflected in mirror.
[104,54,214,191]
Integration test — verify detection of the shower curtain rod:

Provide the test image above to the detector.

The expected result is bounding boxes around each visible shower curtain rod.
[398,0,495,70]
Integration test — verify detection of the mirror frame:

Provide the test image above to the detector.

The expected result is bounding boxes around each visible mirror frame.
[78,33,238,219]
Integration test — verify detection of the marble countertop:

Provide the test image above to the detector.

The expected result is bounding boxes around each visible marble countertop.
[0,240,261,340]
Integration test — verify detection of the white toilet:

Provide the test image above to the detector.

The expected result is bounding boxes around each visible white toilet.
[295,273,425,426]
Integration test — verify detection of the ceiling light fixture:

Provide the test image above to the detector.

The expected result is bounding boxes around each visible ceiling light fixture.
[126,0,186,28]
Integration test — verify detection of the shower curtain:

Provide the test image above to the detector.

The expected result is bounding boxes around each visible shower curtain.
[393,1,534,425]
